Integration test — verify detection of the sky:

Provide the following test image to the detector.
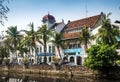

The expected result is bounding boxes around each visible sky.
[0,0,120,34]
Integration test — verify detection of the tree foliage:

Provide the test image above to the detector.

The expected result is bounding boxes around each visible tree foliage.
[21,22,41,64]
[79,26,94,50]
[0,46,9,64]
[37,24,53,63]
[5,26,23,63]
[0,0,10,25]
[96,13,120,46]
[52,32,64,60]
[21,22,39,53]
[6,26,22,51]
[84,44,118,70]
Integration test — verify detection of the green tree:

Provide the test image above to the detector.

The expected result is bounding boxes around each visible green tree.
[17,42,29,58]
[21,22,40,64]
[79,27,94,51]
[96,13,120,46]
[38,25,53,64]
[6,26,22,63]
[0,0,10,25]
[84,44,118,75]
[0,46,9,64]
[79,26,94,61]
[52,32,63,60]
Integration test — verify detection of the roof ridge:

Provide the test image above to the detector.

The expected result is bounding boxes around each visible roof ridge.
[70,14,101,23]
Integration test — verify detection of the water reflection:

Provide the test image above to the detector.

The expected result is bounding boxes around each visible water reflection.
[0,73,120,82]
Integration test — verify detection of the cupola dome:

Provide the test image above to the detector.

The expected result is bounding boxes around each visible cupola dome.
[42,13,55,23]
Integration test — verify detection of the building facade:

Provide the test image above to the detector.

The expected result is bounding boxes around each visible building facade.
[1,12,119,65]
[36,13,65,64]
[61,12,105,65]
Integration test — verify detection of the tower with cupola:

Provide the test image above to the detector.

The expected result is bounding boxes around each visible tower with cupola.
[42,13,56,29]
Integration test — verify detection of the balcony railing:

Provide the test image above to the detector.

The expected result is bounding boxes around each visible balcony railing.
[63,48,83,55]
[37,52,55,56]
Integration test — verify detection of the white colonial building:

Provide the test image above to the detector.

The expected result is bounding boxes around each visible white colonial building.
[1,13,119,65]
[35,13,65,64]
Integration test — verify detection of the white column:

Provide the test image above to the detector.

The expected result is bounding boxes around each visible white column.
[81,54,85,65]
[74,56,77,65]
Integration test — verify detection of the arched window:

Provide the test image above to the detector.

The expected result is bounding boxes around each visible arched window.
[32,59,34,63]
[70,56,74,62]
[77,56,82,65]
[49,57,51,62]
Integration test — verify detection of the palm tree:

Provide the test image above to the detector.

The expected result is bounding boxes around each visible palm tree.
[4,37,13,54]
[37,25,53,64]
[21,22,40,64]
[96,13,120,46]
[6,26,22,63]
[79,26,94,64]
[17,41,29,58]
[52,32,63,60]
[0,46,9,64]
[79,26,94,51]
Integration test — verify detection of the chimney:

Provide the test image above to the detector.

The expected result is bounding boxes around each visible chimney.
[68,20,70,23]
[101,12,103,15]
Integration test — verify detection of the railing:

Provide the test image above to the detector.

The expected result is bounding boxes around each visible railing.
[37,52,55,56]
[63,48,83,55]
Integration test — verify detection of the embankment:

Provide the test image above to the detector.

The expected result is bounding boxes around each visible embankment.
[0,65,96,78]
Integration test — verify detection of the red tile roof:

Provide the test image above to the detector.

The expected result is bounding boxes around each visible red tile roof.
[63,32,80,40]
[65,14,101,31]
[63,14,101,39]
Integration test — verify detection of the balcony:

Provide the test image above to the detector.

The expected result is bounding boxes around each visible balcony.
[63,48,83,56]
[116,36,120,42]
[37,52,55,56]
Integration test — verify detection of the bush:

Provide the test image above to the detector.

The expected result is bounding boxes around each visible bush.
[116,60,120,65]
[84,44,118,70]
[22,57,29,69]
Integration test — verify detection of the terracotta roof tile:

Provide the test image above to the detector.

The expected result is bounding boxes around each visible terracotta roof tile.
[65,14,101,31]
[63,32,80,39]
[63,14,101,39]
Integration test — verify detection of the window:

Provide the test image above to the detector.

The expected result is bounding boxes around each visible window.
[78,52,80,54]
[72,44,75,48]
[36,48,39,53]
[40,46,42,53]
[52,46,55,52]
[70,56,74,62]
[49,45,52,53]
[49,57,51,62]
[69,45,72,49]
[65,52,76,55]
[77,44,81,48]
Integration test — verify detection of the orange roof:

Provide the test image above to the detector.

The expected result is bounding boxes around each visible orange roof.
[63,14,101,39]
[65,14,101,31]
[63,32,80,40]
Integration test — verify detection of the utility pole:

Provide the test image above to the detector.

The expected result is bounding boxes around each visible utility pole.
[85,0,88,18]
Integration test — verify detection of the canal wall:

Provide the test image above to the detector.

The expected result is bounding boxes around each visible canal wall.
[0,65,120,79]
[0,65,96,78]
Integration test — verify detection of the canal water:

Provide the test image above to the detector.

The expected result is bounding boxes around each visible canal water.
[0,73,120,82]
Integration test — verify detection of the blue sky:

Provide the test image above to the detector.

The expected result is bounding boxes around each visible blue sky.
[0,0,120,33]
